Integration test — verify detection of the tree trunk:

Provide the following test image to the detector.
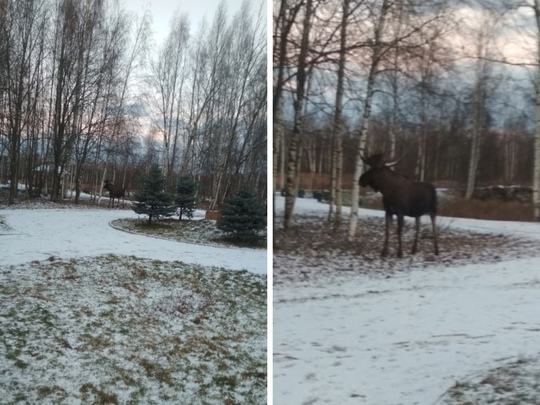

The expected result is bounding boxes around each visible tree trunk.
[465,23,492,200]
[533,0,540,219]
[284,0,313,230]
[348,0,389,238]
[331,0,349,231]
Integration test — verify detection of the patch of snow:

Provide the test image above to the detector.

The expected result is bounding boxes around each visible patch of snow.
[274,195,540,405]
[0,208,266,274]
[0,181,27,191]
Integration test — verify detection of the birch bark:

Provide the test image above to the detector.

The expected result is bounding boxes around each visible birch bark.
[331,0,349,230]
[284,0,313,230]
[534,0,540,220]
[348,0,390,238]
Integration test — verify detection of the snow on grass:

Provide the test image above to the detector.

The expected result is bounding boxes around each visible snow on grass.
[0,202,267,404]
[274,195,540,405]
[0,255,266,404]
[437,356,540,404]
[274,214,537,287]
[111,218,266,249]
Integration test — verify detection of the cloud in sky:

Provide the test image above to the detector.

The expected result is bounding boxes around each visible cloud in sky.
[450,4,536,64]
[121,0,265,46]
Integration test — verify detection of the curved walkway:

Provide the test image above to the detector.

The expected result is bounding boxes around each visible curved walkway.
[0,208,266,274]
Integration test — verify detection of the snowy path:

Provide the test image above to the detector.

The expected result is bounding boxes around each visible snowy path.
[274,197,540,404]
[0,208,266,274]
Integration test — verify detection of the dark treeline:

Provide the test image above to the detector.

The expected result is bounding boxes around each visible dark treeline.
[275,111,533,190]
[0,0,267,208]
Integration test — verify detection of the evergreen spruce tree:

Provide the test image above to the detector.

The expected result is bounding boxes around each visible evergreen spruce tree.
[175,176,197,220]
[132,165,175,222]
[217,186,266,242]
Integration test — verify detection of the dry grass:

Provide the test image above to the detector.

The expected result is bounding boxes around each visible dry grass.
[0,255,266,404]
[273,214,536,284]
[111,218,266,249]
[440,357,540,405]
[351,192,534,222]
[438,197,534,222]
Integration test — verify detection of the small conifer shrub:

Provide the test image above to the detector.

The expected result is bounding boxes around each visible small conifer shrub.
[176,176,197,220]
[217,186,266,242]
[132,165,175,222]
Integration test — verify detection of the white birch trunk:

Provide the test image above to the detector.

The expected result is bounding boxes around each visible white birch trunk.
[465,26,491,200]
[349,0,389,238]
[280,129,286,190]
[284,0,313,229]
[349,69,378,238]
[273,102,283,194]
[465,82,485,199]
[534,0,540,219]
[534,81,540,219]
[331,0,349,229]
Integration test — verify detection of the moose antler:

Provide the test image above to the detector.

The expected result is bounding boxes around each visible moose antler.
[385,149,410,167]
[384,157,403,167]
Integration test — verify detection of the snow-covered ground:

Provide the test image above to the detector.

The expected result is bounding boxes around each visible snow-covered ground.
[0,203,267,404]
[273,196,540,405]
[0,207,265,274]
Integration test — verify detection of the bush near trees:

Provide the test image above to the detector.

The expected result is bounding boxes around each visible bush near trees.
[132,165,175,222]
[176,176,198,220]
[217,186,266,242]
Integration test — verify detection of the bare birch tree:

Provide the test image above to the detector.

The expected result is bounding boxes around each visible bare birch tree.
[148,13,190,181]
[348,0,391,238]
[284,0,314,230]
[464,12,498,200]
[3,0,46,204]
[330,0,350,230]
[273,0,302,221]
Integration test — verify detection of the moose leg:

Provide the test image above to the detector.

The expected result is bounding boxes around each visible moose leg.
[430,213,439,255]
[411,217,420,254]
[382,211,392,257]
[396,214,404,258]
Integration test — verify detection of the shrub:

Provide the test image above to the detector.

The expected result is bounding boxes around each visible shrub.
[132,165,175,222]
[217,186,266,242]
[176,177,197,220]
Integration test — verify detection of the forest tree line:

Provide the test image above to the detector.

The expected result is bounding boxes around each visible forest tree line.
[0,0,267,209]
[274,0,540,230]
[275,112,533,191]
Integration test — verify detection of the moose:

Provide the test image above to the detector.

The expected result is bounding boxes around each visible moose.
[103,179,125,209]
[359,153,439,258]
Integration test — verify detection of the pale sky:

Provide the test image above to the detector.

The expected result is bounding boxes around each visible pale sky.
[121,0,265,46]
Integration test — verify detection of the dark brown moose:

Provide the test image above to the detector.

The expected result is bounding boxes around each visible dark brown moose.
[103,180,125,209]
[359,153,439,258]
